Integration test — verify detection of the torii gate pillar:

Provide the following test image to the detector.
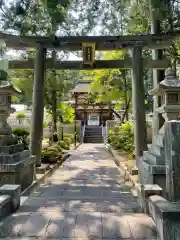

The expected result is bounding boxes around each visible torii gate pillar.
[132,46,147,164]
[30,45,47,167]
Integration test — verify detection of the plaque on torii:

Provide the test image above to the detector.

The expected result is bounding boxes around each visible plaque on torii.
[82,43,96,67]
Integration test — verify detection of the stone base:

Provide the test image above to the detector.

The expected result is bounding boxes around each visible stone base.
[137,184,163,213]
[138,160,166,196]
[0,156,36,191]
[0,184,21,211]
[0,195,12,221]
[148,195,180,240]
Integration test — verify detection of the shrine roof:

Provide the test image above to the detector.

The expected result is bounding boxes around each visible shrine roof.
[71,80,93,93]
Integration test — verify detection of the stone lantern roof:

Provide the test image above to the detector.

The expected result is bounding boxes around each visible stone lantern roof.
[0,81,21,95]
[0,70,21,95]
[149,68,180,96]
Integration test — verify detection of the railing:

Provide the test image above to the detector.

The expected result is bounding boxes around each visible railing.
[102,123,108,143]
[80,124,86,143]
[8,117,31,126]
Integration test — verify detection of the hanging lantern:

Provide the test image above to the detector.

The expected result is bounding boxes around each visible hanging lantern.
[82,43,95,66]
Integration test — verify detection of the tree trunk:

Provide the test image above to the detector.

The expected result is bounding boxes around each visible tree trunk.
[121,97,131,123]
[122,70,129,121]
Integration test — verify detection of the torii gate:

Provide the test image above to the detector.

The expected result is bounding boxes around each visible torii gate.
[0,31,179,166]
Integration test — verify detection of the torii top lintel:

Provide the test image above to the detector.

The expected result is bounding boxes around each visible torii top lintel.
[0,31,179,51]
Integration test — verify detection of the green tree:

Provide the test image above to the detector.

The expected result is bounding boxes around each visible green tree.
[9,69,33,106]
[45,69,79,133]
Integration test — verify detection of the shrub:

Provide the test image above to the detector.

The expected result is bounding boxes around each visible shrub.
[41,144,62,163]
[26,135,30,145]
[63,133,73,139]
[58,140,70,150]
[16,112,26,119]
[108,121,134,154]
[43,122,48,128]
[64,137,72,145]
[12,128,30,149]
[12,128,29,137]
[51,143,62,152]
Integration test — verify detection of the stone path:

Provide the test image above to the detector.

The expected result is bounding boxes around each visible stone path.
[0,144,157,239]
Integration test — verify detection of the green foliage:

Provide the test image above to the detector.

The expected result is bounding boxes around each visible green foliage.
[12,128,29,137]
[43,122,48,128]
[57,103,75,124]
[10,70,33,106]
[26,135,30,145]
[108,121,134,154]
[12,128,30,149]
[16,112,26,119]
[64,137,72,145]
[58,140,70,150]
[41,144,62,163]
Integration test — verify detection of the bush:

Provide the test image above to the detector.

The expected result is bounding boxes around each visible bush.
[108,121,134,154]
[26,135,30,145]
[12,128,29,137]
[63,133,73,139]
[12,128,30,149]
[43,122,48,128]
[58,140,70,150]
[64,137,72,145]
[16,112,26,119]
[41,144,62,163]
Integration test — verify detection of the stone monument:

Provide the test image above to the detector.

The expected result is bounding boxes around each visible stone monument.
[138,68,180,195]
[0,68,35,191]
[164,120,180,201]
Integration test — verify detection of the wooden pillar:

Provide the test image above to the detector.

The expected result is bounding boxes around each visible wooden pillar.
[30,45,46,167]
[132,46,147,164]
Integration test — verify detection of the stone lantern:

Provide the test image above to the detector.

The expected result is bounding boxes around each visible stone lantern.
[150,68,180,124]
[0,70,21,145]
[0,41,36,190]
[139,68,180,194]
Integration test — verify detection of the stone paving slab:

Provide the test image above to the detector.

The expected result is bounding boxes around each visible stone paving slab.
[0,144,158,239]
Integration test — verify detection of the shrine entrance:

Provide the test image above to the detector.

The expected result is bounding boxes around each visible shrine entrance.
[88,115,99,126]
[0,31,179,166]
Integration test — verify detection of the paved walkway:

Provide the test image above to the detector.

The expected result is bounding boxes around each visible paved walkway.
[0,144,157,239]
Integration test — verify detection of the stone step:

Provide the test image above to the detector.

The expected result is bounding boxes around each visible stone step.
[84,139,104,143]
[22,194,138,203]
[155,133,164,147]
[84,132,102,135]
[84,135,103,138]
[148,144,164,156]
[143,151,163,165]
[84,133,102,136]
